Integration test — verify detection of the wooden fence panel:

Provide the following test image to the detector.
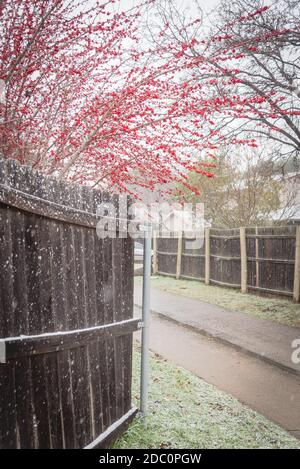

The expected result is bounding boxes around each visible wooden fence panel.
[156,224,298,300]
[246,226,296,296]
[210,228,241,288]
[181,236,205,280]
[0,158,138,449]
[157,237,178,276]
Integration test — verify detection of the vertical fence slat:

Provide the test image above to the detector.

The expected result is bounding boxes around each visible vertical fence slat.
[70,185,92,448]
[293,226,300,303]
[0,363,17,448]
[240,227,247,294]
[104,236,116,426]
[30,174,52,448]
[205,228,210,285]
[0,154,17,449]
[93,190,110,433]
[83,188,97,442]
[122,228,134,414]
[80,186,95,445]
[30,355,51,448]
[93,241,108,436]
[45,179,64,449]
[113,237,124,420]
[6,162,38,449]
[176,233,183,280]
[0,161,13,338]
[57,182,77,449]
[45,354,63,448]
[14,357,36,448]
[255,227,260,289]
[153,232,158,274]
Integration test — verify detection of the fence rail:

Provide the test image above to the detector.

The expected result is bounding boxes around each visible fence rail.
[0,158,137,449]
[153,225,300,302]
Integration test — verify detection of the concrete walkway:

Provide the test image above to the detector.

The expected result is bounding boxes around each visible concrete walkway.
[134,283,300,376]
[134,310,300,440]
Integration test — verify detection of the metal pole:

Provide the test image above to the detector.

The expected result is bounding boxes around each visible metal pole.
[140,224,152,416]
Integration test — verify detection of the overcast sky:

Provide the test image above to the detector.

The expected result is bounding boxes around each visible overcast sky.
[179,0,220,14]
[121,0,221,18]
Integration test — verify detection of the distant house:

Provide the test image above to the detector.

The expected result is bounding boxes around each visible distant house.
[159,209,211,248]
[271,171,300,225]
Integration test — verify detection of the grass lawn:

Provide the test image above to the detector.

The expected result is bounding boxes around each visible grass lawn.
[114,346,300,449]
[136,276,300,328]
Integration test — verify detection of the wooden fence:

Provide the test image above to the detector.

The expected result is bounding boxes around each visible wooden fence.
[153,225,300,302]
[0,158,139,449]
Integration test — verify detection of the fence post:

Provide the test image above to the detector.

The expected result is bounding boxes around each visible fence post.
[152,231,158,274]
[176,232,183,280]
[293,226,300,303]
[240,227,247,293]
[205,228,210,285]
[255,226,260,288]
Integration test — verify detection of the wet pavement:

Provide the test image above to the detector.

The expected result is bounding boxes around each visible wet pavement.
[135,284,300,376]
[134,284,300,440]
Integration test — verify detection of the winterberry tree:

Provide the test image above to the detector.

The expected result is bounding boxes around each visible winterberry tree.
[1,0,288,193]
[155,0,300,169]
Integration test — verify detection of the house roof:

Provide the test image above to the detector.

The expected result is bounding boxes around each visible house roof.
[270,204,300,221]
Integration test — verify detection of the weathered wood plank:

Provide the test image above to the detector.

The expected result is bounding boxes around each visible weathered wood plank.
[240,227,247,294]
[83,189,99,442]
[14,357,36,448]
[103,231,115,426]
[0,363,17,448]
[45,353,64,448]
[0,161,14,338]
[30,355,51,448]
[0,183,98,228]
[205,228,210,285]
[176,233,183,280]
[113,237,124,419]
[45,179,67,449]
[0,157,135,449]
[93,192,110,434]
[122,236,134,413]
[293,226,300,303]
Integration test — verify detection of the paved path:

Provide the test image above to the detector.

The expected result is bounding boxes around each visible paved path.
[134,310,300,440]
[134,282,300,440]
[134,284,300,375]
